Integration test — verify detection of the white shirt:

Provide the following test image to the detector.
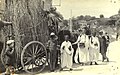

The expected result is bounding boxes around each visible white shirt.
[90,36,100,50]
[61,41,73,54]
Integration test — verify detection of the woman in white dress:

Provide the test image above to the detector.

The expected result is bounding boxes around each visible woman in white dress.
[89,32,100,65]
[60,35,74,71]
[73,28,90,65]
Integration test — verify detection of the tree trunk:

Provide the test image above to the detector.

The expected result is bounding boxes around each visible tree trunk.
[3,0,49,65]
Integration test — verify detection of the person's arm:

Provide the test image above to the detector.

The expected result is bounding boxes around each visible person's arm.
[10,48,14,54]
[97,37,100,51]
[69,42,74,55]
[72,36,80,45]
[46,40,49,47]
[60,42,64,54]
[46,40,50,52]
[89,37,92,47]
[65,42,72,55]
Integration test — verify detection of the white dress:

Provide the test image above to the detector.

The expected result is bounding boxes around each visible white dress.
[74,34,90,63]
[60,41,74,69]
[89,36,100,62]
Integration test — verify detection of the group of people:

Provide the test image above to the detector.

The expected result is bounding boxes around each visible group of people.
[47,26,110,72]
[73,28,109,65]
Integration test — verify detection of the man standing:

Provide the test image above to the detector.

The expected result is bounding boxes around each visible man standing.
[98,31,109,62]
[47,32,58,72]
[60,35,73,71]
[89,32,100,65]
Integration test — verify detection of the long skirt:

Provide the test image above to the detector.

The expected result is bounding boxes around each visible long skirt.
[89,47,99,62]
[61,51,73,69]
[74,47,89,63]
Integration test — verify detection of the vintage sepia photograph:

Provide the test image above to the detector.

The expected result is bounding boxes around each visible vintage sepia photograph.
[0,0,120,75]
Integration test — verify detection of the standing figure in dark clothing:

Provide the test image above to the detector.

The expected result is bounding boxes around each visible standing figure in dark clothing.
[5,40,15,75]
[47,32,58,72]
[85,25,91,39]
[98,31,109,62]
[105,32,110,48]
[70,32,78,63]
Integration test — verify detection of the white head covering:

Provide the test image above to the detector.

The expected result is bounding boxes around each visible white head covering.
[50,32,55,36]
[7,40,14,45]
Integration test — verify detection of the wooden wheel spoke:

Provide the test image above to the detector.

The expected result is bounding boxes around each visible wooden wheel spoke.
[35,44,39,54]
[24,57,32,65]
[36,47,42,55]
[32,61,34,72]
[21,41,47,73]
[32,44,35,54]
[27,61,32,69]
[26,52,32,57]
[37,51,46,57]
[29,49,33,55]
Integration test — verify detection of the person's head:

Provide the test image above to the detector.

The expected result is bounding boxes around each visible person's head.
[7,40,15,48]
[92,32,96,37]
[78,29,82,35]
[82,28,86,34]
[50,7,57,12]
[105,32,108,35]
[50,32,56,39]
[99,31,103,36]
[100,14,104,18]
[64,35,69,42]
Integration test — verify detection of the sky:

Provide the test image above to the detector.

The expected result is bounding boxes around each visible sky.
[52,0,120,19]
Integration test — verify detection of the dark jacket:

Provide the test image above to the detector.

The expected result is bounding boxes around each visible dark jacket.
[98,36,107,53]
[47,38,57,52]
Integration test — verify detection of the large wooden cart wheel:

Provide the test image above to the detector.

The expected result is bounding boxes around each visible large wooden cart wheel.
[21,41,47,74]
[1,38,7,66]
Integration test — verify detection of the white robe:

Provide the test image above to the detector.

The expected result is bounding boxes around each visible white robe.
[60,41,73,68]
[74,34,90,63]
[89,36,100,62]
